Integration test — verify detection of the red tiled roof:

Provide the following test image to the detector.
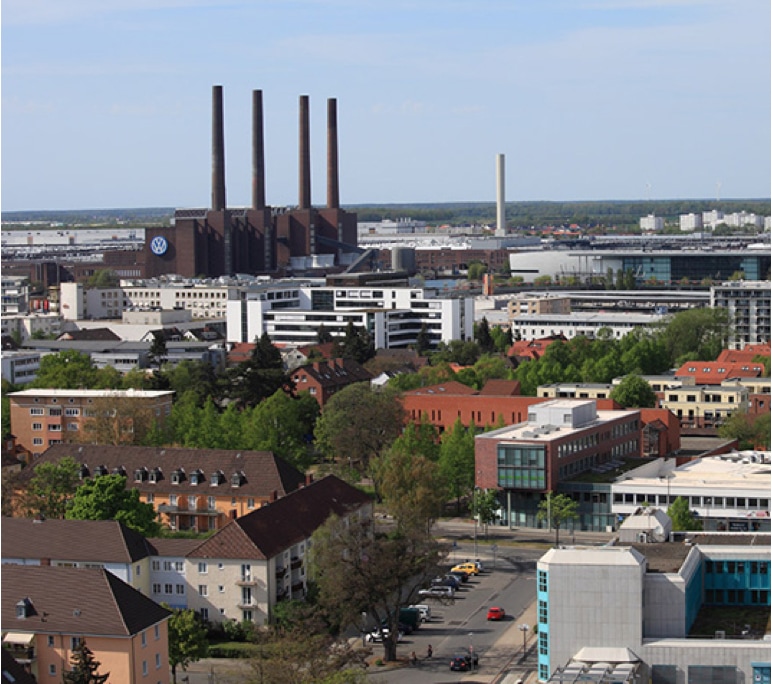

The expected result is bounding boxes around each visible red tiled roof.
[674,361,764,384]
[2,517,152,564]
[189,475,372,561]
[478,379,521,396]
[1,565,170,636]
[716,346,771,364]
[507,336,566,359]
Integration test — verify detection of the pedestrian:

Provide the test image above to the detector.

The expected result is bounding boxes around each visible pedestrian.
[426,644,433,659]
[410,651,417,666]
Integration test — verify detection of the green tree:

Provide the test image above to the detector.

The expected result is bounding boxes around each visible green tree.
[431,340,481,366]
[228,333,290,408]
[438,419,476,515]
[147,332,168,372]
[317,324,333,344]
[163,360,219,406]
[471,488,501,538]
[314,384,404,475]
[610,374,658,408]
[66,474,161,536]
[163,606,209,684]
[63,640,109,684]
[667,496,702,531]
[718,410,771,450]
[338,321,375,365]
[467,261,487,281]
[657,308,730,366]
[474,317,495,354]
[19,456,81,518]
[31,350,97,389]
[537,492,579,546]
[86,269,119,288]
[415,323,431,355]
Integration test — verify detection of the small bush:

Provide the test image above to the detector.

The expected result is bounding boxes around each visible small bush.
[207,642,262,659]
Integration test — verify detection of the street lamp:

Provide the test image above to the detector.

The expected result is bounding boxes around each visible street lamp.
[468,632,475,671]
[518,623,530,659]
[473,487,479,557]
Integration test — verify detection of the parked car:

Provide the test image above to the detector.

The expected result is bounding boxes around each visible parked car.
[409,604,432,622]
[367,628,403,643]
[465,558,485,572]
[451,562,479,576]
[418,585,454,598]
[381,619,413,635]
[447,570,469,583]
[487,606,506,621]
[431,575,460,590]
[449,653,480,671]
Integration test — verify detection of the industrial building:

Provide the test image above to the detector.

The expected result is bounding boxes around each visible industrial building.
[140,87,358,279]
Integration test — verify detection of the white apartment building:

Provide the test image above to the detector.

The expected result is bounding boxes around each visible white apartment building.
[679,213,703,231]
[640,214,664,232]
[1,351,41,385]
[1,275,30,315]
[710,280,771,349]
[226,283,474,348]
[511,311,664,342]
[1,313,62,341]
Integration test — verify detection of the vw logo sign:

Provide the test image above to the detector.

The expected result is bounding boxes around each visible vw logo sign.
[150,236,168,256]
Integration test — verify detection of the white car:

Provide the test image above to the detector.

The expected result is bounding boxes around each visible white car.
[409,604,432,622]
[418,585,454,598]
[366,628,403,643]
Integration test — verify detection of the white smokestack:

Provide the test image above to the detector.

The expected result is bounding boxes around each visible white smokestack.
[496,153,506,236]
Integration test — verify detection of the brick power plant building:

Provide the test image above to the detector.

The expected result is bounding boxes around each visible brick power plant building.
[140,87,358,278]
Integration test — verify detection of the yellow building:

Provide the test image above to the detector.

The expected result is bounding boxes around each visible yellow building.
[660,384,750,428]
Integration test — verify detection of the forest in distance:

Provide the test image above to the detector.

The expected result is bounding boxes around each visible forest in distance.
[2,198,769,230]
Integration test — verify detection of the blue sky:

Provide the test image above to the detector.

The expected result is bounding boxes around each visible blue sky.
[2,0,769,211]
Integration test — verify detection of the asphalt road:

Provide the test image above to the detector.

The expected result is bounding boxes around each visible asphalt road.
[363,541,540,683]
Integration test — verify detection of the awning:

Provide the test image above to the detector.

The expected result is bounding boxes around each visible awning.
[2,632,35,645]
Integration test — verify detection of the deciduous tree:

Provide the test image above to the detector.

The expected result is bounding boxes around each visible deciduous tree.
[438,419,476,515]
[667,496,702,531]
[18,456,81,518]
[31,350,97,389]
[163,606,209,684]
[537,492,579,546]
[66,474,161,536]
[610,373,658,408]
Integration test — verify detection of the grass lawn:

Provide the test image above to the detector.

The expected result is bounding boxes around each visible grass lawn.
[688,605,771,638]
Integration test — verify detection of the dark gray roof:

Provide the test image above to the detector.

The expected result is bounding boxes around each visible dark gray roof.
[189,475,372,560]
[2,565,170,636]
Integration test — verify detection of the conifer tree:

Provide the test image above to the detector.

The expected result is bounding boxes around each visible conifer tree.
[63,640,109,684]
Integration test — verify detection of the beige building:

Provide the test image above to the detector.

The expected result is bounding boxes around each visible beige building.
[659,383,749,428]
[507,293,571,320]
[537,383,613,401]
[186,474,373,624]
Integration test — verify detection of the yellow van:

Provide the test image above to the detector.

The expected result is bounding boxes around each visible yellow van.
[451,562,479,576]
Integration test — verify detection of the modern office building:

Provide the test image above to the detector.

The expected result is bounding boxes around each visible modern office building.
[475,400,642,529]
[537,534,771,684]
[511,311,664,341]
[226,283,474,348]
[710,281,771,349]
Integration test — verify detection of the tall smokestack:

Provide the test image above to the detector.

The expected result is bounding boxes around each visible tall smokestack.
[298,95,311,209]
[252,90,266,210]
[211,85,226,211]
[327,98,339,209]
[495,153,505,236]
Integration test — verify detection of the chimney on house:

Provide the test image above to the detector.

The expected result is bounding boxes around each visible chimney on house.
[305,473,314,486]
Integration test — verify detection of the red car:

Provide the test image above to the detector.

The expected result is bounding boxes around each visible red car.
[487,606,506,621]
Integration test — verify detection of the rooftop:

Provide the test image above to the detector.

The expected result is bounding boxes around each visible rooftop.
[9,388,174,398]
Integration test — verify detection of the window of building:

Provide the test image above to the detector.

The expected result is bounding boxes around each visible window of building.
[71,637,81,650]
[49,665,57,676]
[141,631,146,647]
[152,583,161,594]
[48,635,55,647]
[198,585,208,596]
[164,584,173,594]
[33,437,43,446]
[198,562,207,574]
[156,653,161,670]
[247,498,255,509]
[142,661,148,677]
[175,561,184,572]
[30,407,44,415]
[537,570,547,593]
[176,584,185,594]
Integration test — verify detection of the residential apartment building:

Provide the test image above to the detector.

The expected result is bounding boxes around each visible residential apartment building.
[8,389,174,456]
[536,534,770,684]
[611,452,771,532]
[711,281,771,349]
[290,358,373,407]
[2,517,154,595]
[185,474,373,624]
[640,214,665,231]
[17,444,308,532]
[1,275,30,315]
[2,564,171,684]
[1,313,62,341]
[475,400,642,529]
[507,293,571,320]
[226,283,474,349]
[659,383,749,429]
[537,383,614,401]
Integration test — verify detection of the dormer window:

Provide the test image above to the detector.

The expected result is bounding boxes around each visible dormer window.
[79,465,90,479]
[148,467,163,484]
[190,469,204,486]
[171,469,185,485]
[231,472,244,487]
[93,465,108,476]
[111,466,126,477]
[134,467,148,483]
[16,598,33,619]
[210,470,224,486]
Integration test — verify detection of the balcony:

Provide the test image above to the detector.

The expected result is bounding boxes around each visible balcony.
[236,576,257,586]
[290,557,303,571]
[275,566,287,578]
[157,504,220,516]
[237,600,257,609]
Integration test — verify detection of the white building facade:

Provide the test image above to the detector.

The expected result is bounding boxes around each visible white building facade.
[710,281,771,349]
